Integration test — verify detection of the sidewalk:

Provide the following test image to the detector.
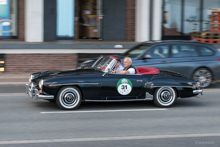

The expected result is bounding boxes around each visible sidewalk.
[0,73,29,85]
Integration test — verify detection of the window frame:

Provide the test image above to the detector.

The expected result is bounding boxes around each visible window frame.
[170,44,199,58]
[146,45,170,59]
[195,45,215,56]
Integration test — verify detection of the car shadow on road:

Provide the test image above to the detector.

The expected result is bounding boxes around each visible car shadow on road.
[174,98,208,108]
[30,97,210,111]
[30,101,59,111]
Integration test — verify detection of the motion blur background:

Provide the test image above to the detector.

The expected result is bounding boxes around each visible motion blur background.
[0,0,220,73]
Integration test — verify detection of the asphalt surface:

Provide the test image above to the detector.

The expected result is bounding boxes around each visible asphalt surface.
[0,85,220,147]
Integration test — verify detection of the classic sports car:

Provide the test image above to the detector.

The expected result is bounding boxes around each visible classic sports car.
[26,56,203,110]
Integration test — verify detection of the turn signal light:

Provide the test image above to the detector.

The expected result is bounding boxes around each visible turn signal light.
[218,58,220,62]
[197,82,200,89]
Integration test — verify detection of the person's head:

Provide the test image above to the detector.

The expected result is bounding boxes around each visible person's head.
[115,58,121,68]
[123,57,132,69]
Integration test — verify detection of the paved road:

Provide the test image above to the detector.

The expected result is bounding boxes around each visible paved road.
[0,86,220,146]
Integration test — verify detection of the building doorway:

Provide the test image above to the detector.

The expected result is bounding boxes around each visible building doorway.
[74,0,126,41]
[74,0,102,40]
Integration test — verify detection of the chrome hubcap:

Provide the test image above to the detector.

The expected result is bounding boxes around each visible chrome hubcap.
[60,89,78,107]
[156,87,175,106]
[193,69,212,88]
[158,89,173,104]
[161,91,171,101]
[63,93,76,105]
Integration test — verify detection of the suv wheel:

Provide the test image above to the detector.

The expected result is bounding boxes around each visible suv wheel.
[192,68,212,88]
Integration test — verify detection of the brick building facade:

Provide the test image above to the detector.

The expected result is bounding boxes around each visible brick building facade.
[1,0,165,73]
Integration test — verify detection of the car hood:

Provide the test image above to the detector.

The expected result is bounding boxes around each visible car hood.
[31,68,100,83]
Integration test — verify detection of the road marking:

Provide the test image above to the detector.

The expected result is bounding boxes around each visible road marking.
[41,109,167,114]
[0,133,220,145]
[0,93,26,97]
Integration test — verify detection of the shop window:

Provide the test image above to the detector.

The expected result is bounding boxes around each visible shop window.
[77,0,100,39]
[57,0,75,38]
[163,0,182,36]
[203,0,220,32]
[183,0,201,35]
[0,0,18,38]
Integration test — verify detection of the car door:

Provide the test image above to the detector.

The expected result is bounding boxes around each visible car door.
[100,73,144,100]
[163,44,200,78]
[132,45,172,70]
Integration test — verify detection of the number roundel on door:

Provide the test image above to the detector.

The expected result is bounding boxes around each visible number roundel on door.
[117,78,133,95]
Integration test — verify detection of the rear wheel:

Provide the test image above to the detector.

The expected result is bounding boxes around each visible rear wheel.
[56,86,82,110]
[154,87,177,107]
[192,68,212,88]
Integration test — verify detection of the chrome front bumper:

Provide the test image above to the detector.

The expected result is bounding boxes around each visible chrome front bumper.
[193,89,203,95]
[26,84,54,100]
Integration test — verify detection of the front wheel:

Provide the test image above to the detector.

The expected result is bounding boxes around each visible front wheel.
[154,87,177,107]
[56,86,82,110]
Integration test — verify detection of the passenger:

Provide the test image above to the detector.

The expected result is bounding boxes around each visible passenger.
[113,58,124,72]
[113,57,136,74]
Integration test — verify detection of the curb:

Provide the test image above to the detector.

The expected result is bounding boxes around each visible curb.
[0,82,27,85]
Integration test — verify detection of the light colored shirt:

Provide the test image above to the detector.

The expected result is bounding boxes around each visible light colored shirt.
[128,68,135,74]
[114,64,124,71]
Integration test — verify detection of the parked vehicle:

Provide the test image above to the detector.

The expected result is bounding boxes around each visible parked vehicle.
[121,41,220,88]
[81,41,220,88]
[26,56,202,110]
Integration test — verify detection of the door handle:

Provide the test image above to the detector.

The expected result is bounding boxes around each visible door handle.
[162,61,168,63]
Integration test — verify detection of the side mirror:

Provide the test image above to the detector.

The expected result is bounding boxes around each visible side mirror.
[144,54,152,59]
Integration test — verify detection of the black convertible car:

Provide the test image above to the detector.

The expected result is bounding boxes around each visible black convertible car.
[26,56,203,110]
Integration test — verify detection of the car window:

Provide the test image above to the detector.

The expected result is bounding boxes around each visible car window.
[171,45,198,57]
[122,44,151,58]
[147,45,169,59]
[197,46,215,56]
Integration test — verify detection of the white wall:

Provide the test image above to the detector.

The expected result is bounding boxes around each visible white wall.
[135,0,150,42]
[136,0,163,42]
[152,0,162,40]
[25,0,44,42]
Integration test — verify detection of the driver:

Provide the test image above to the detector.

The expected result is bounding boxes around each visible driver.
[113,57,136,74]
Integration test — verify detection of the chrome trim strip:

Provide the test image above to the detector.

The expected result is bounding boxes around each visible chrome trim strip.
[49,83,100,86]
[84,98,153,102]
[193,89,203,95]
[151,86,193,88]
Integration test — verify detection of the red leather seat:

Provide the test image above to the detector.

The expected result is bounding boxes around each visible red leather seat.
[136,67,160,75]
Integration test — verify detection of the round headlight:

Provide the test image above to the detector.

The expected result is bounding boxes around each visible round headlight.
[39,79,44,89]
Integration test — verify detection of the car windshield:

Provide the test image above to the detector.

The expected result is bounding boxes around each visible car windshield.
[94,56,116,72]
[122,44,151,58]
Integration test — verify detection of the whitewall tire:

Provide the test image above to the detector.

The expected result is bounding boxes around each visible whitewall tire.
[56,86,82,110]
[154,87,177,107]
